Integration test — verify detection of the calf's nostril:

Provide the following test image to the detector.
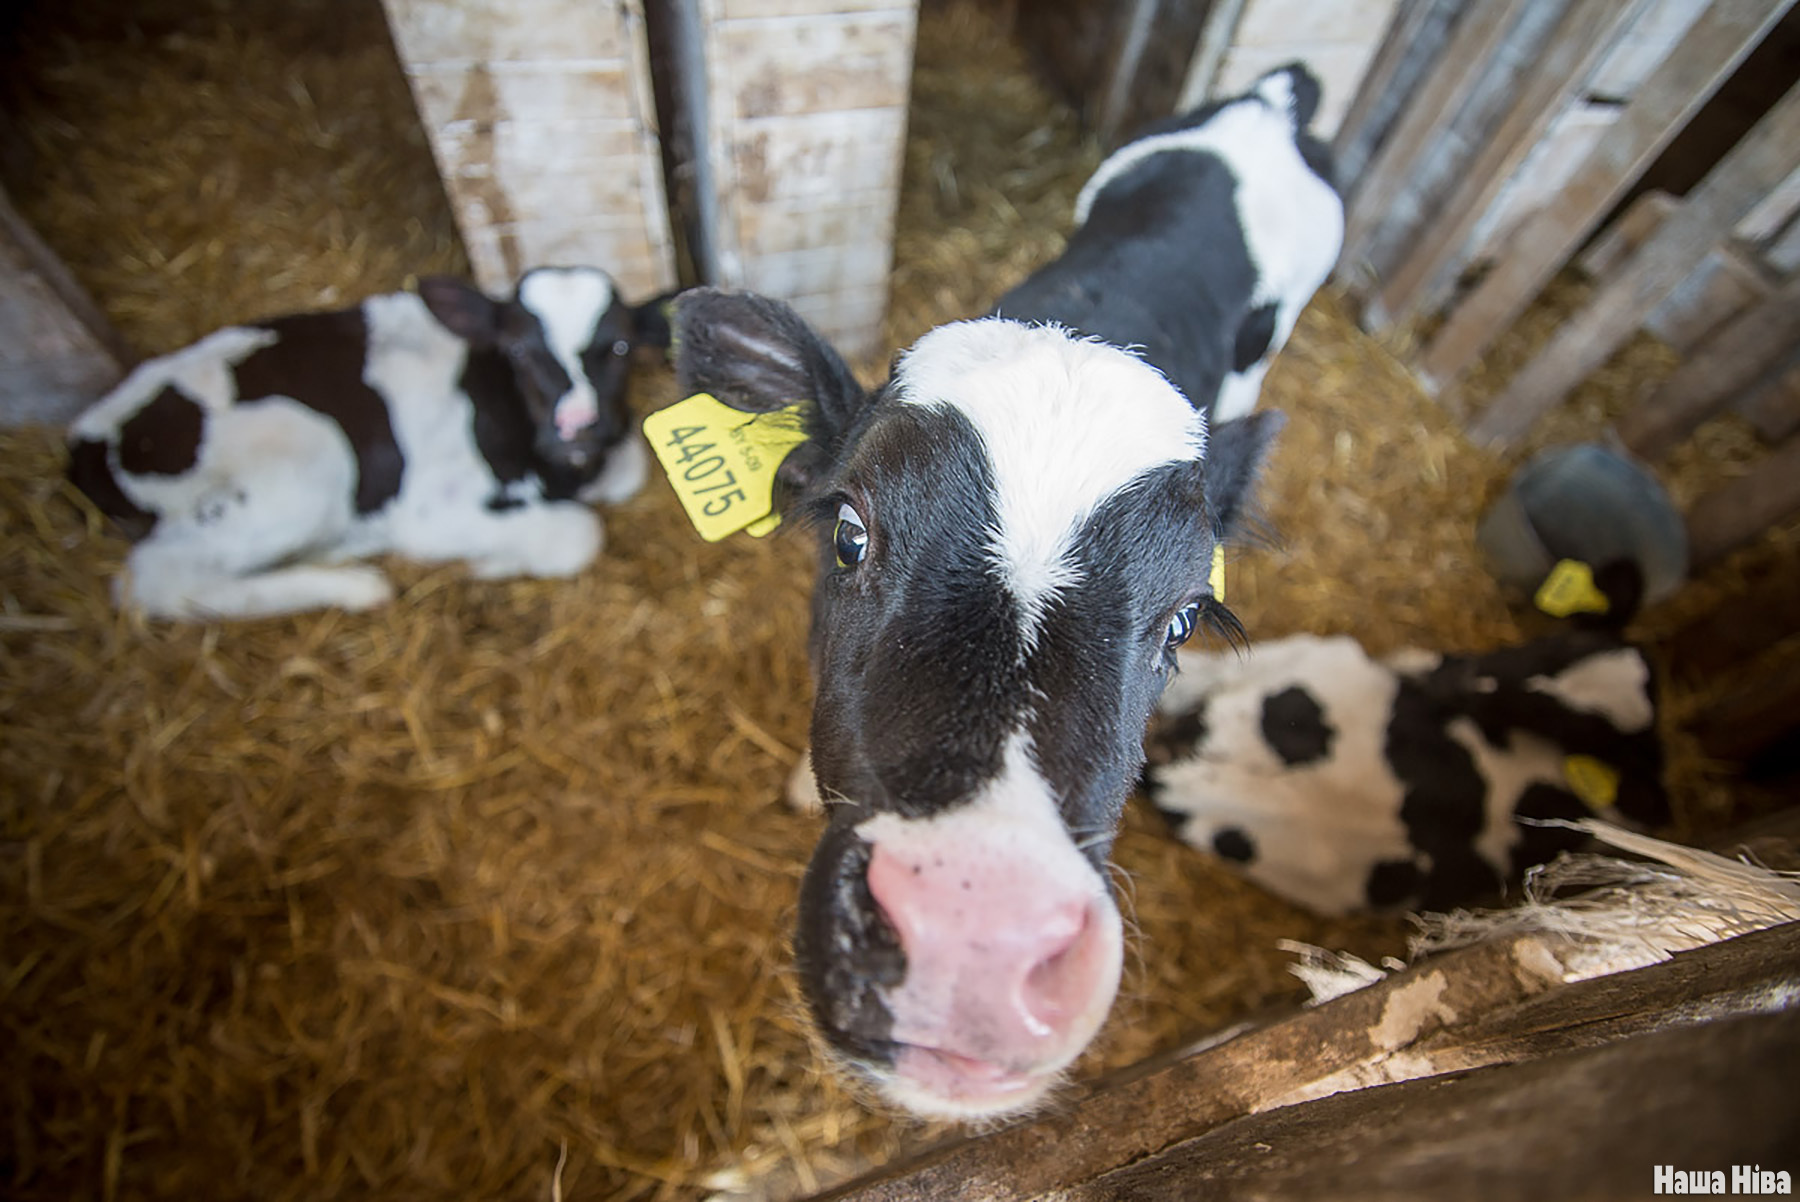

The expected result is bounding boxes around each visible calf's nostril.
[1019,901,1095,1034]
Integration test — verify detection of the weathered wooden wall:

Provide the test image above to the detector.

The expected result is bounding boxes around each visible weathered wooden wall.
[693,0,918,360]
[380,0,677,300]
[0,186,128,428]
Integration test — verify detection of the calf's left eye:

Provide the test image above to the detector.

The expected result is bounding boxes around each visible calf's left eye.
[834,503,869,568]
[1165,601,1202,649]
[612,340,630,356]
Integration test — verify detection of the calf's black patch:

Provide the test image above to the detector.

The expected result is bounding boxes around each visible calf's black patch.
[1233,302,1279,373]
[118,386,203,477]
[68,438,157,539]
[1213,826,1256,863]
[233,310,403,515]
[1261,685,1332,766]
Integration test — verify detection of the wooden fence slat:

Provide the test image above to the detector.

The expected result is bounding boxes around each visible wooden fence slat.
[1467,78,1800,448]
[1339,0,1537,272]
[1685,430,1800,567]
[1367,0,1649,329]
[1418,0,1796,393]
[1617,271,1800,459]
[1735,347,1800,442]
[1329,0,1444,194]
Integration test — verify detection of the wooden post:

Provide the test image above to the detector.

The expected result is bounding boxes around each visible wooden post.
[1329,0,1459,199]
[695,0,918,361]
[1367,0,1649,329]
[0,186,130,427]
[1616,271,1800,459]
[1418,0,1796,392]
[1735,348,1800,442]
[380,0,677,299]
[1338,0,1538,278]
[1467,78,1800,448]
[1685,431,1800,567]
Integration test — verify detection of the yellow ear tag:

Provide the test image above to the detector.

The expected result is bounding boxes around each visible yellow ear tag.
[644,393,809,542]
[1563,754,1620,811]
[1534,559,1610,618]
[1209,545,1226,604]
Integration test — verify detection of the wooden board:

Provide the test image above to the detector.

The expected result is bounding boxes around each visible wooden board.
[1418,0,1795,392]
[1685,430,1800,566]
[0,185,128,428]
[698,3,917,360]
[1366,0,1650,329]
[381,0,676,299]
[1617,270,1800,459]
[810,921,1800,1201]
[1467,78,1800,447]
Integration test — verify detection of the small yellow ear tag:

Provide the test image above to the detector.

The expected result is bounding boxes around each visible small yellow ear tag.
[1209,545,1226,604]
[1563,754,1620,811]
[1535,558,1610,618]
[644,393,809,542]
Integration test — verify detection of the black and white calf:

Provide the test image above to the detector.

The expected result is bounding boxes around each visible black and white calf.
[1144,623,1670,916]
[68,267,665,619]
[672,64,1339,1120]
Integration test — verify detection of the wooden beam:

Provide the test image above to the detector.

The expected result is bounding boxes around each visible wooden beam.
[1419,0,1796,392]
[1467,78,1800,447]
[1339,0,1537,275]
[1685,430,1800,566]
[1617,270,1800,459]
[1066,1010,1800,1202]
[1368,0,1649,329]
[1329,0,1448,196]
[1735,347,1800,442]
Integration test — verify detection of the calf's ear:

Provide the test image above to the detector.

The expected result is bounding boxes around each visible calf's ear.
[630,289,682,353]
[1204,410,1284,539]
[418,277,501,347]
[673,288,868,450]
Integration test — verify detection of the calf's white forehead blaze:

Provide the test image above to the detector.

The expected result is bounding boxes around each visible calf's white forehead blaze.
[895,319,1207,639]
[519,269,613,435]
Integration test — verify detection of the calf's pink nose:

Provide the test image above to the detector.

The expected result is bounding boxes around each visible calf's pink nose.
[866,839,1106,1049]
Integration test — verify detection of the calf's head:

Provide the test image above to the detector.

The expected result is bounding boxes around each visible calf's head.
[419,266,663,479]
[676,289,1280,1119]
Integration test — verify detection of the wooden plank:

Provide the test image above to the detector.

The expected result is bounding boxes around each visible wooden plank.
[1071,1010,1800,1202]
[1419,0,1796,392]
[813,923,1800,1200]
[1467,78,1800,447]
[1617,270,1800,459]
[382,0,676,298]
[1367,0,1649,329]
[1328,0,1446,193]
[715,10,914,119]
[1339,0,1537,275]
[1735,346,1800,441]
[1685,430,1800,566]
[0,185,129,427]
[1645,242,1775,352]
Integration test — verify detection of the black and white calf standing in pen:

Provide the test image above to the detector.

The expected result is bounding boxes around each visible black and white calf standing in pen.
[68,267,665,619]
[672,64,1341,1120]
[1145,581,1670,916]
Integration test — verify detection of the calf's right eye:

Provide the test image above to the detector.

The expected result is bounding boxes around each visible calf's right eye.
[834,503,869,568]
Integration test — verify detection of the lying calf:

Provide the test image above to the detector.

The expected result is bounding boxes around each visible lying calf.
[1145,621,1670,915]
[68,267,663,619]
[672,63,1341,1119]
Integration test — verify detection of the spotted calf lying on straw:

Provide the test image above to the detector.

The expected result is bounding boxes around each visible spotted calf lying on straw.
[672,63,1341,1120]
[1145,589,1670,915]
[68,267,665,619]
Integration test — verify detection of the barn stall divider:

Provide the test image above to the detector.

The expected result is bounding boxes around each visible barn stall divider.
[1,0,1796,1199]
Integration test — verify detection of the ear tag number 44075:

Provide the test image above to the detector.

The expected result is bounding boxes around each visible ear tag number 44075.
[644,393,810,542]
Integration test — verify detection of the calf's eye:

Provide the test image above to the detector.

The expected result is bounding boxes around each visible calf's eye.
[834,503,869,568]
[1165,601,1201,649]
[612,339,630,356]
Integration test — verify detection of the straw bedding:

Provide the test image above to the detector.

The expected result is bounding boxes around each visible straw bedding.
[1,2,1791,1199]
